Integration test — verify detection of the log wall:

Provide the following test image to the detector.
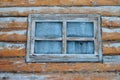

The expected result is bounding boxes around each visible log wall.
[0,0,120,80]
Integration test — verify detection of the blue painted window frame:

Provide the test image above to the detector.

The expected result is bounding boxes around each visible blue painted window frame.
[26,14,102,62]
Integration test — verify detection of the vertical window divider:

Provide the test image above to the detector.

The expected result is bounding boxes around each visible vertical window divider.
[94,20,98,56]
[62,21,67,54]
[31,20,36,55]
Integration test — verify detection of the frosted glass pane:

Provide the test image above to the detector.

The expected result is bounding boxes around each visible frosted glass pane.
[67,22,94,37]
[34,41,62,54]
[35,22,62,38]
[67,41,94,54]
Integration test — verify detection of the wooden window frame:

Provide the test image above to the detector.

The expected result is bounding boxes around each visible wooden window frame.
[26,14,102,62]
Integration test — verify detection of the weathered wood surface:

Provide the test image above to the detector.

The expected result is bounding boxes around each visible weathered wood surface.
[102,28,120,41]
[0,7,120,17]
[104,56,120,63]
[102,17,120,28]
[103,42,120,55]
[0,28,120,42]
[0,42,25,57]
[0,30,26,42]
[0,57,120,72]
[0,17,27,29]
[0,42,120,57]
[0,72,120,80]
[0,17,119,29]
[0,0,120,7]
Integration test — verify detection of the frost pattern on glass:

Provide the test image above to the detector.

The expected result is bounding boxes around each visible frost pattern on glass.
[34,41,62,54]
[67,22,94,37]
[67,41,94,54]
[35,22,62,38]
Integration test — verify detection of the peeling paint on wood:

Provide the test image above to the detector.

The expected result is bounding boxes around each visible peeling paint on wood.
[102,28,120,41]
[0,72,120,80]
[102,17,120,27]
[0,17,27,29]
[0,42,25,57]
[0,6,119,17]
[0,30,26,35]
[0,42,25,50]
[104,56,120,64]
[102,28,120,33]
[0,17,119,30]
[0,0,120,78]
[0,58,120,72]
[0,30,26,42]
[103,42,120,55]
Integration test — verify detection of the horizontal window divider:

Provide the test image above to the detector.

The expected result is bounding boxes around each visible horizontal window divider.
[67,37,94,41]
[34,37,62,41]
[30,54,98,58]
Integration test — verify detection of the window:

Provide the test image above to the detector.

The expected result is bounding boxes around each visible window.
[26,14,102,62]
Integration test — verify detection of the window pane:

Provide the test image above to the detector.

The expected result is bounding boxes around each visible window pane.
[67,41,94,54]
[67,22,94,37]
[34,41,62,54]
[35,22,62,38]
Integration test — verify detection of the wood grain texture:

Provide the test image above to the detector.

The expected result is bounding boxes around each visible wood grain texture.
[0,42,25,57]
[0,58,120,72]
[0,17,27,29]
[102,17,120,28]
[0,42,120,57]
[0,30,26,42]
[0,7,119,17]
[0,0,119,7]
[103,42,120,55]
[102,28,120,41]
[0,72,120,80]
[0,17,119,29]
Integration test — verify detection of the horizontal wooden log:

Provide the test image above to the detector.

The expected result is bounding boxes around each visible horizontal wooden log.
[0,0,120,7]
[102,17,120,28]
[0,7,120,17]
[0,42,25,57]
[0,17,27,29]
[104,56,120,63]
[0,42,120,57]
[103,42,120,55]
[0,17,119,29]
[0,28,120,42]
[0,57,120,72]
[0,30,26,42]
[102,28,120,41]
[0,72,120,80]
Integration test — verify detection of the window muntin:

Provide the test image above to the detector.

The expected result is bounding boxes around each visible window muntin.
[26,14,102,62]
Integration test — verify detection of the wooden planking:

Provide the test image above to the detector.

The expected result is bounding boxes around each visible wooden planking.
[0,7,120,17]
[0,30,26,42]
[0,42,25,57]
[0,28,120,42]
[0,42,120,57]
[0,17,119,29]
[0,17,27,29]
[0,72,120,80]
[0,0,120,7]
[104,56,120,63]
[102,28,120,41]
[103,42,120,55]
[0,57,120,72]
[102,17,120,28]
